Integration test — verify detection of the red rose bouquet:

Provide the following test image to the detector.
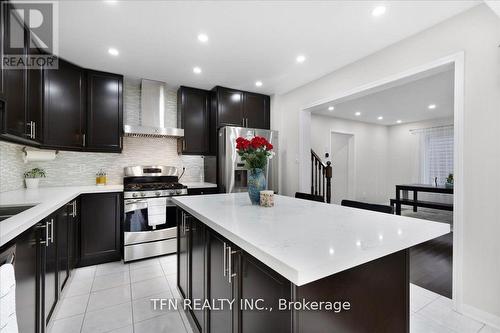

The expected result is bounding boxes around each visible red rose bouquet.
[236,136,274,170]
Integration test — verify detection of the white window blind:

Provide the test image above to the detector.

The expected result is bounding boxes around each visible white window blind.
[413,125,454,185]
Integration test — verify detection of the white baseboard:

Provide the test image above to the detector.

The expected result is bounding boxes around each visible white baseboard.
[461,303,500,330]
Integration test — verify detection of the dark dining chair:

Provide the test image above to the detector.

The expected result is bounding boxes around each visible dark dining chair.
[341,199,394,214]
[295,192,325,203]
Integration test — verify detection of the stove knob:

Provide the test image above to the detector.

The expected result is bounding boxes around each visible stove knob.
[140,192,146,197]
[155,191,161,196]
[176,189,182,195]
[132,193,138,198]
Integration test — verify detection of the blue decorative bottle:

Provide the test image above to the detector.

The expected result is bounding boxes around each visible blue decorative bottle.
[247,168,266,205]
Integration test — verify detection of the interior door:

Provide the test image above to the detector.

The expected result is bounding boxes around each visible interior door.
[177,210,190,299]
[209,232,236,333]
[217,87,244,127]
[244,92,270,129]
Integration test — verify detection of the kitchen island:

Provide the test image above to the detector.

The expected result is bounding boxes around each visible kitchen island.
[172,193,450,333]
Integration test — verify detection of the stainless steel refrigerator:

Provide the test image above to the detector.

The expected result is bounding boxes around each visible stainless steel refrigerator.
[218,126,279,194]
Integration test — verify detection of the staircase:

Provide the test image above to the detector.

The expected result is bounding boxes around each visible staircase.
[311,149,332,203]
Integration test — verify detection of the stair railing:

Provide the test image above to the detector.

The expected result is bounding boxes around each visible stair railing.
[311,149,332,203]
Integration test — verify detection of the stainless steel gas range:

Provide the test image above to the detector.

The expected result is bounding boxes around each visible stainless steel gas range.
[122,165,187,262]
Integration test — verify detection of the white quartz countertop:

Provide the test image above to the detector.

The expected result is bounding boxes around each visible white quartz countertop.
[183,182,218,189]
[172,193,450,286]
[0,185,123,247]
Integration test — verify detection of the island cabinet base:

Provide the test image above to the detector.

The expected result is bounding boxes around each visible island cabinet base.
[293,249,409,333]
[177,208,409,333]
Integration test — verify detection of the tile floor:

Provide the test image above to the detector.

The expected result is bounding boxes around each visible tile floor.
[48,254,499,333]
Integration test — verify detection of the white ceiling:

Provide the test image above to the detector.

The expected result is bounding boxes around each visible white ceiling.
[310,66,454,125]
[56,1,479,94]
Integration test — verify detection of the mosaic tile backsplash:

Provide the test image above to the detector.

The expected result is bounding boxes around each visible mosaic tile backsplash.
[0,77,205,192]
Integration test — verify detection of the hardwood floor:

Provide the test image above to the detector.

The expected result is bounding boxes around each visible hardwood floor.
[403,208,453,298]
[410,231,453,298]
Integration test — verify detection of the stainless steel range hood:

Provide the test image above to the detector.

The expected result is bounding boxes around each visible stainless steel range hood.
[124,79,184,138]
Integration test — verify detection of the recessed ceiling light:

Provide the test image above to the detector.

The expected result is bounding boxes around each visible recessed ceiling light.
[396,120,402,124]
[377,116,383,120]
[104,0,118,4]
[255,81,263,87]
[296,55,306,63]
[108,48,119,56]
[428,104,437,109]
[328,106,334,111]
[372,5,386,17]
[193,66,202,74]
[355,112,361,116]
[197,33,208,43]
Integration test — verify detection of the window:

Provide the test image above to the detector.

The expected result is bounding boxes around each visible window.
[419,126,454,185]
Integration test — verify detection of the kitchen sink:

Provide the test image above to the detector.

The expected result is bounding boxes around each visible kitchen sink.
[0,205,35,222]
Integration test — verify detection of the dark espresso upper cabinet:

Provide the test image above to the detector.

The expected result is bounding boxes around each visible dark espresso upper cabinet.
[214,87,244,127]
[211,86,270,134]
[86,70,123,152]
[1,5,27,140]
[43,58,85,150]
[0,0,5,97]
[244,92,270,130]
[177,86,210,155]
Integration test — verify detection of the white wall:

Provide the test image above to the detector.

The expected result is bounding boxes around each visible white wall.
[310,114,388,204]
[272,4,500,321]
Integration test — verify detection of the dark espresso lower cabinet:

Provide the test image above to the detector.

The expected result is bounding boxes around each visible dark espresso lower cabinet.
[208,232,236,333]
[14,225,42,333]
[42,215,58,326]
[177,208,409,333]
[79,192,122,266]
[238,253,291,333]
[178,211,207,332]
[177,210,190,299]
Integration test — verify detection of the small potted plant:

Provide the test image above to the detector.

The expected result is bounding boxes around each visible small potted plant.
[24,168,46,189]
[446,173,454,188]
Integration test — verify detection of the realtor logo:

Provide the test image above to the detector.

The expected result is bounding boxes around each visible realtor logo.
[1,0,59,69]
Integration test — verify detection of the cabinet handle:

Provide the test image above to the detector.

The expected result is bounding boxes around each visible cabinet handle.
[50,218,54,243]
[183,139,186,151]
[45,221,50,247]
[227,246,237,284]
[26,122,32,138]
[181,212,186,234]
[69,201,76,217]
[245,118,248,127]
[82,134,86,147]
[37,223,47,245]
[32,121,36,139]
[223,242,227,277]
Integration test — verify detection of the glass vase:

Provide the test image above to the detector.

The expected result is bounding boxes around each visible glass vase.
[247,168,266,205]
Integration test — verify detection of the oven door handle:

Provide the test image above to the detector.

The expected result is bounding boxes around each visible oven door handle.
[124,200,148,213]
